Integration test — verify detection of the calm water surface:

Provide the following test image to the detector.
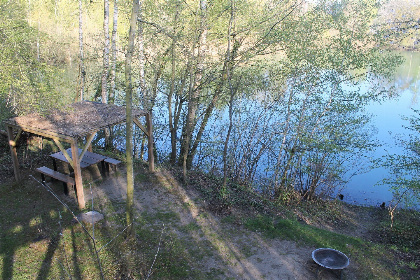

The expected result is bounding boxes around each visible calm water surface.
[139,52,419,208]
[341,52,419,207]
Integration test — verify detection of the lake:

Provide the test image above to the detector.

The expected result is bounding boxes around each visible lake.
[341,52,419,207]
[139,51,419,208]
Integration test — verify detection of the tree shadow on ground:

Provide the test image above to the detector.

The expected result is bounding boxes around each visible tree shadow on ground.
[0,140,109,280]
[84,162,321,280]
[0,171,79,280]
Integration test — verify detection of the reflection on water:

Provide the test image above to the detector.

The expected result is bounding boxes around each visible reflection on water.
[122,52,418,208]
[342,52,419,207]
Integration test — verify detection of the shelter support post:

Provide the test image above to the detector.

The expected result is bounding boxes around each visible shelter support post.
[7,125,21,181]
[80,131,97,159]
[86,134,94,152]
[133,117,148,137]
[146,112,154,172]
[71,140,85,209]
[52,138,74,169]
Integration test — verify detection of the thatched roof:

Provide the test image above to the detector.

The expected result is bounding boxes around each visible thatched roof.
[4,101,146,139]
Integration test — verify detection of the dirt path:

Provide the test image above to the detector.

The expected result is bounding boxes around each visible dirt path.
[83,168,358,280]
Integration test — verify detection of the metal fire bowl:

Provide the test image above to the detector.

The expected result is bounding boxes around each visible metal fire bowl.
[312,248,350,270]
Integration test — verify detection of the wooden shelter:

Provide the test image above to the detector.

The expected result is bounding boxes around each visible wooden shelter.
[4,101,154,209]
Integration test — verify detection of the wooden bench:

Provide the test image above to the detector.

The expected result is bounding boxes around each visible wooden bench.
[104,157,121,175]
[36,166,75,195]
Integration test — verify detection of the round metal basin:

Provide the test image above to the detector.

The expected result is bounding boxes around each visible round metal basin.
[312,248,349,270]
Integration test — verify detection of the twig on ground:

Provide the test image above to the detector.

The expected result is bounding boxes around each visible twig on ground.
[146,223,166,280]
[89,183,95,241]
[97,222,133,253]
[55,257,73,280]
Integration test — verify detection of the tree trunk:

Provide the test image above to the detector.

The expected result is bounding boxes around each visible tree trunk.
[180,0,207,180]
[103,0,111,148]
[186,40,240,169]
[77,0,85,101]
[168,4,180,164]
[178,54,196,168]
[102,0,110,104]
[222,0,236,191]
[274,89,295,188]
[138,0,147,108]
[125,0,139,237]
[168,40,177,164]
[276,90,310,197]
[109,0,119,105]
[170,69,187,164]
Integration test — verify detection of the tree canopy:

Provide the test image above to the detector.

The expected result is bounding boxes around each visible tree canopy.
[1,0,411,202]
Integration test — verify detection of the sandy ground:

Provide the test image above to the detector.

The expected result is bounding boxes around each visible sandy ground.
[76,166,355,280]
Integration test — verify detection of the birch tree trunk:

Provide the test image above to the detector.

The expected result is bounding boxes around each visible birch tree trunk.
[125,0,139,236]
[109,0,118,105]
[102,0,110,104]
[102,0,112,148]
[167,1,182,164]
[138,0,147,107]
[77,0,85,101]
[136,0,147,160]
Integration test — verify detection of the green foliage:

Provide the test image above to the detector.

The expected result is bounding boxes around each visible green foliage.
[0,0,408,205]
[374,0,420,51]
[0,0,72,121]
[150,0,404,201]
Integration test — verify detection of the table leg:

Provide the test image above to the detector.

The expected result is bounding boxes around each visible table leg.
[62,182,69,195]
[51,159,57,182]
[100,160,107,177]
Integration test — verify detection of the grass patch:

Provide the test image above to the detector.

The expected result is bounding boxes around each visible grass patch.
[243,214,418,279]
[134,226,211,279]
[142,210,181,226]
[180,222,200,232]
[135,172,150,183]
[375,210,420,251]
[369,209,420,278]
[0,180,120,279]
[244,215,363,251]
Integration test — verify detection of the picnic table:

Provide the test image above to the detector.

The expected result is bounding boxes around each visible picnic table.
[35,148,121,196]
[50,148,107,172]
[5,101,154,209]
